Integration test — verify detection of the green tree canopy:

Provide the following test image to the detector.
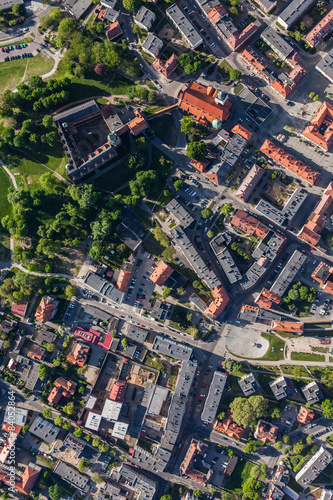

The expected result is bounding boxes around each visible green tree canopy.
[221,204,232,215]
[181,116,193,134]
[49,485,63,500]
[187,141,207,160]
[229,69,242,80]
[65,285,77,300]
[174,179,184,191]
[91,472,104,483]
[43,408,52,418]
[162,287,171,300]
[201,208,211,219]
[122,0,141,9]
[322,399,333,418]
[229,396,269,429]
[242,478,261,500]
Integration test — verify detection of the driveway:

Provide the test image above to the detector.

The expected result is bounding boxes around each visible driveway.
[225,326,269,358]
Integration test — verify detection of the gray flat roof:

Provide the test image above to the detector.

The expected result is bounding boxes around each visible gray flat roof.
[123,324,148,343]
[166,199,194,228]
[119,465,157,500]
[302,381,322,405]
[134,5,155,29]
[201,371,227,423]
[30,415,60,444]
[133,446,171,472]
[261,26,293,59]
[269,376,290,400]
[256,189,308,227]
[270,249,306,297]
[256,0,277,13]
[84,272,124,304]
[170,226,221,289]
[277,0,315,28]
[166,4,203,48]
[316,48,333,82]
[65,0,92,18]
[54,461,89,491]
[295,446,332,486]
[152,335,192,361]
[211,244,242,284]
[239,373,259,396]
[240,262,266,290]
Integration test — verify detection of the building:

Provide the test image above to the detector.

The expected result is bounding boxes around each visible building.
[261,27,294,60]
[254,420,278,444]
[189,159,209,173]
[302,102,333,151]
[298,181,333,246]
[305,10,333,47]
[256,188,308,228]
[302,381,323,405]
[30,416,60,444]
[178,81,231,127]
[166,198,194,228]
[269,376,291,400]
[201,371,227,424]
[123,324,148,343]
[116,261,133,293]
[235,164,264,202]
[208,123,253,184]
[231,210,269,239]
[270,250,306,298]
[180,439,211,485]
[166,4,203,49]
[210,239,242,285]
[260,139,319,185]
[112,421,129,440]
[204,285,229,320]
[214,411,246,440]
[0,407,27,463]
[35,296,58,323]
[312,261,332,284]
[272,320,304,334]
[316,48,333,83]
[127,109,149,136]
[255,288,281,309]
[297,406,315,425]
[63,0,92,18]
[105,21,122,40]
[239,373,259,397]
[0,318,16,334]
[11,301,28,318]
[0,463,41,496]
[109,381,127,402]
[153,54,179,79]
[134,6,155,31]
[266,484,284,500]
[97,6,119,22]
[152,336,192,361]
[114,464,157,500]
[277,0,315,30]
[28,344,45,362]
[54,462,89,492]
[142,33,163,58]
[147,386,169,417]
[238,304,259,322]
[67,342,90,367]
[295,446,332,486]
[255,0,277,14]
[33,328,56,345]
[102,399,122,421]
[73,324,113,350]
[85,412,102,432]
[48,378,77,405]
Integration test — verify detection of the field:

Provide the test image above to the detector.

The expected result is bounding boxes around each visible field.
[0,167,12,219]
[290,352,325,362]
[0,53,55,92]
[259,333,285,361]
[280,365,310,378]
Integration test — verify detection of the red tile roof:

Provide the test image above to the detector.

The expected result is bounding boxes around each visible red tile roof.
[153,53,179,78]
[204,285,229,320]
[178,81,231,125]
[272,321,304,334]
[231,123,253,141]
[302,102,333,151]
[255,288,281,309]
[48,378,77,405]
[11,301,28,318]
[311,261,333,284]
[260,139,320,185]
[128,110,148,136]
[150,261,174,286]
[116,269,131,292]
[105,21,122,40]
[254,420,278,444]
[231,209,269,239]
[67,342,89,367]
[189,159,209,173]
[109,381,127,402]
[305,10,333,47]
[235,164,264,202]
[297,406,315,425]
[35,296,57,323]
[28,344,45,362]
[214,411,246,440]
[0,463,40,495]
[298,181,333,246]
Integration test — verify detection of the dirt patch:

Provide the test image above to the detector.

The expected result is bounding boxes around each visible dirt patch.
[158,24,175,41]
[54,245,88,276]
[263,178,295,206]
[302,15,314,29]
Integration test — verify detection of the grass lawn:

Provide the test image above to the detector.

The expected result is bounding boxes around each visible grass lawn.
[0,53,54,92]
[234,83,244,95]
[28,140,68,178]
[280,365,310,378]
[149,113,178,147]
[225,459,254,493]
[229,374,243,394]
[259,333,285,361]
[3,150,48,187]
[274,330,299,338]
[143,232,175,262]
[290,352,325,362]
[257,373,277,394]
[306,366,327,379]
[169,304,193,333]
[0,167,13,219]
[93,155,134,194]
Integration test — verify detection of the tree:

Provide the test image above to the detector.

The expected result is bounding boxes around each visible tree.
[43,115,53,129]
[288,289,299,301]
[91,472,104,483]
[207,230,214,239]
[181,116,193,134]
[62,421,71,429]
[313,94,319,101]
[22,424,30,434]
[299,286,309,300]
[45,131,58,146]
[63,401,75,416]
[122,0,140,10]
[45,342,55,353]
[322,399,333,418]
[293,441,304,455]
[148,90,157,102]
[177,287,185,296]
[309,92,315,99]
[193,490,202,498]
[229,69,242,81]
[242,478,261,500]
[306,434,314,444]
[174,179,184,191]
[187,141,207,160]
[153,225,169,248]
[230,396,269,429]
[260,464,268,479]
[49,485,63,500]
[56,17,77,46]
[2,126,15,144]
[53,357,61,367]
[162,287,171,300]
[292,366,303,380]
[201,208,211,219]
[95,62,107,76]
[250,465,260,479]
[282,435,290,444]
[38,364,49,381]
[78,386,85,395]
[322,367,333,390]
[122,338,128,348]
[54,416,63,427]
[271,407,282,419]
[99,442,110,452]
[120,453,127,460]
[78,459,90,472]
[221,204,232,215]
[74,427,83,437]
[229,6,239,17]
[217,411,226,420]
[65,285,77,300]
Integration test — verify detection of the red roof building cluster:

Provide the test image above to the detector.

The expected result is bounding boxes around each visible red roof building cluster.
[73,326,113,350]
[305,10,333,47]
[260,139,320,185]
[153,53,179,78]
[302,102,333,151]
[214,411,246,440]
[150,261,174,286]
[298,181,333,246]
[35,296,58,324]
[297,406,315,425]
[48,377,77,405]
[109,381,127,402]
[254,420,278,444]
[105,21,122,40]
[0,463,40,496]
[189,159,209,173]
[11,301,28,318]
[178,81,232,126]
[272,320,304,335]
[180,438,211,485]
[311,261,333,294]
[67,342,90,367]
[235,164,264,202]
[28,344,46,362]
[241,47,306,99]
[204,285,229,320]
[255,288,281,310]
[128,109,149,136]
[116,262,133,293]
[231,210,269,239]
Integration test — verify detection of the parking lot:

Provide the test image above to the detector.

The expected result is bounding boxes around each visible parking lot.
[280,403,298,435]
[0,41,39,62]
[124,251,156,310]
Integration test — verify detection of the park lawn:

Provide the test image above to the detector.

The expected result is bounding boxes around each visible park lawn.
[273,330,298,338]
[29,140,68,178]
[149,114,178,147]
[4,151,47,186]
[290,352,325,362]
[257,373,277,395]
[0,233,11,262]
[280,365,310,378]
[0,167,13,220]
[306,366,327,379]
[0,53,54,93]
[259,333,285,361]
[234,83,244,95]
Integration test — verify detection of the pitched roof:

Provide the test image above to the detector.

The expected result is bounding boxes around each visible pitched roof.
[235,164,264,202]
[28,344,45,362]
[214,411,246,440]
[116,269,131,292]
[109,381,127,402]
[67,342,90,367]
[304,9,333,47]
[150,261,174,286]
[272,320,304,334]
[189,159,209,172]
[105,21,122,40]
[48,378,77,405]
[231,123,253,141]
[297,406,315,425]
[254,419,278,443]
[128,111,148,136]
[153,53,179,78]
[255,287,281,309]
[298,181,333,246]
[35,296,58,323]
[11,301,28,318]
[204,285,229,320]
[302,102,333,151]
[231,209,269,239]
